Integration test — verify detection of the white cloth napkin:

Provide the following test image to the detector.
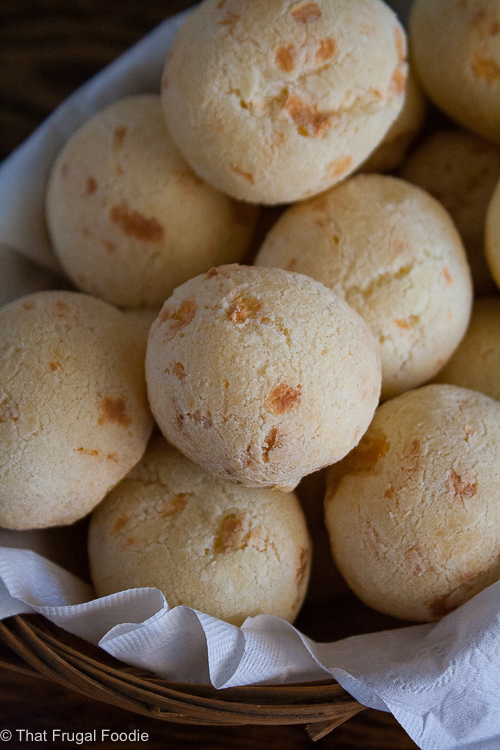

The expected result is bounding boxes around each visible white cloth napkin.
[0,3,499,749]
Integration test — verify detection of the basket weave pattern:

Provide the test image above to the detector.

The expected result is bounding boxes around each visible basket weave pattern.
[0,615,365,741]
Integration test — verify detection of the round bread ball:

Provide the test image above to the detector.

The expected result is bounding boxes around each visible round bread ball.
[0,291,153,529]
[400,129,500,297]
[46,95,258,308]
[255,174,473,400]
[485,175,500,290]
[434,298,500,401]
[325,384,500,622]
[146,264,381,491]
[410,0,500,144]
[161,0,407,204]
[360,69,427,174]
[88,436,311,626]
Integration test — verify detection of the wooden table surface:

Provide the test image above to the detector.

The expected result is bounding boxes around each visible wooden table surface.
[0,1,419,747]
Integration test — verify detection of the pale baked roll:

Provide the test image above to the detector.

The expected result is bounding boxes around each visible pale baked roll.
[89,436,311,626]
[325,384,500,622]
[0,291,153,529]
[162,0,407,204]
[146,264,381,491]
[46,95,258,308]
[410,0,500,144]
[401,128,500,296]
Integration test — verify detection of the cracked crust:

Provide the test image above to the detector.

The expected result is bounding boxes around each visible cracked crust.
[89,436,311,626]
[0,291,153,529]
[324,384,500,622]
[161,0,406,204]
[145,264,381,491]
[46,95,257,308]
[255,174,473,400]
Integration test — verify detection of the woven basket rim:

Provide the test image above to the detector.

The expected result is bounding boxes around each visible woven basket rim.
[0,613,365,739]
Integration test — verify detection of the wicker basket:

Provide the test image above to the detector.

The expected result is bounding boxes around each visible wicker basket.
[0,614,365,741]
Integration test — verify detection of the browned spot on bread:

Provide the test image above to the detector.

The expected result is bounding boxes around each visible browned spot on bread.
[161,298,198,340]
[315,38,337,62]
[111,514,129,535]
[85,177,97,195]
[98,397,131,428]
[0,399,19,423]
[215,514,249,553]
[161,493,188,519]
[22,301,34,310]
[327,433,389,496]
[291,2,322,24]
[263,427,278,463]
[286,258,298,271]
[109,203,164,242]
[113,126,127,152]
[276,44,297,72]
[54,300,68,316]
[231,164,255,184]
[443,266,453,285]
[75,447,99,457]
[115,164,124,176]
[328,155,352,178]
[402,439,421,477]
[390,68,407,96]
[295,547,310,587]
[176,410,185,430]
[106,453,118,462]
[472,53,500,81]
[99,240,115,254]
[394,26,406,64]
[172,362,186,381]
[490,21,500,34]
[230,199,256,225]
[405,544,434,576]
[394,319,411,330]
[284,93,331,137]
[471,9,487,25]
[48,361,62,372]
[187,410,213,429]
[244,444,253,467]
[218,9,239,27]
[207,267,219,279]
[384,485,394,499]
[427,592,458,619]
[449,469,477,500]
[217,0,226,7]
[124,537,139,548]
[82,228,91,237]
[226,294,261,324]
[266,383,302,415]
